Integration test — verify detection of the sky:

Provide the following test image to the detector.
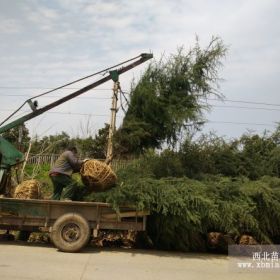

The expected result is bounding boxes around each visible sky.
[0,0,279,141]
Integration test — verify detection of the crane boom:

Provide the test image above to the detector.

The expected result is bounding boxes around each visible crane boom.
[0,53,153,193]
[0,53,153,134]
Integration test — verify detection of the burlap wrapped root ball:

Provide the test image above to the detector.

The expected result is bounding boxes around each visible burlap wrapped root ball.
[80,160,117,192]
[14,179,42,199]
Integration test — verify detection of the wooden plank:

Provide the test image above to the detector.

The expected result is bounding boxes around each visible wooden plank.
[0,197,111,207]
[101,210,149,219]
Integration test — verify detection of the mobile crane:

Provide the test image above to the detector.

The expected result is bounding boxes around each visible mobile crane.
[0,53,153,195]
[0,53,152,252]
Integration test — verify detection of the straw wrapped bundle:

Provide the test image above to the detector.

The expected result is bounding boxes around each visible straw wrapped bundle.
[80,160,117,192]
[238,234,258,245]
[207,232,235,253]
[92,230,136,248]
[14,179,42,199]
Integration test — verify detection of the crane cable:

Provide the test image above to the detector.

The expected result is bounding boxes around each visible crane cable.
[0,54,143,127]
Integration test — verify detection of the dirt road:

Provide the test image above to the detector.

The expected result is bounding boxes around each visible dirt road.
[0,242,279,280]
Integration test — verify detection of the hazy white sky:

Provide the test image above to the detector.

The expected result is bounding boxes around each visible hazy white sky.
[0,0,279,140]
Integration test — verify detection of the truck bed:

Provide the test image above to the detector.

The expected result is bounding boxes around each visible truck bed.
[0,197,149,232]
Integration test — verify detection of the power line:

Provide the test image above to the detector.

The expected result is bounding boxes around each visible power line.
[0,108,276,127]
[206,98,280,107]
[1,91,279,107]
[0,94,111,100]
[211,104,280,112]
[2,95,279,111]
[207,120,276,127]
[47,111,123,117]
[0,109,123,118]
[0,87,113,91]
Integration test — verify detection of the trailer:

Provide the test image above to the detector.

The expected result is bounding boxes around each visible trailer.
[0,197,149,252]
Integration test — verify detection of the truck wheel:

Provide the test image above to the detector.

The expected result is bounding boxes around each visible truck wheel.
[50,213,90,253]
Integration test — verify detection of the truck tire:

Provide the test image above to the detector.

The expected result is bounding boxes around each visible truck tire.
[50,213,90,253]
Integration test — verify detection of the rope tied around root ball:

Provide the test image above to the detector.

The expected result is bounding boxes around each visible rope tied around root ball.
[14,179,42,199]
[80,160,117,192]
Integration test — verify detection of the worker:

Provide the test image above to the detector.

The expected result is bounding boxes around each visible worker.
[49,146,88,201]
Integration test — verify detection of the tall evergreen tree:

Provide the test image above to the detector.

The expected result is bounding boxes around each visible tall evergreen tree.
[115,37,227,155]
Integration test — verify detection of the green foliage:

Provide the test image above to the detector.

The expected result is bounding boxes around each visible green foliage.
[24,163,53,197]
[31,132,73,154]
[180,127,280,180]
[269,147,280,177]
[85,158,280,251]
[30,125,110,159]
[238,133,277,179]
[138,150,185,179]
[114,120,151,156]
[86,124,109,158]
[24,152,280,252]
[116,37,227,155]
[241,179,280,239]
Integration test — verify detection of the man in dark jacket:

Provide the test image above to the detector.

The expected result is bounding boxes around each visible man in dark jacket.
[49,146,87,200]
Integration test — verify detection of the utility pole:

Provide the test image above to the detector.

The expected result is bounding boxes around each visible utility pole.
[106,79,120,165]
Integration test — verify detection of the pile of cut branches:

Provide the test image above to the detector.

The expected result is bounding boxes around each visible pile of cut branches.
[86,159,280,252]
